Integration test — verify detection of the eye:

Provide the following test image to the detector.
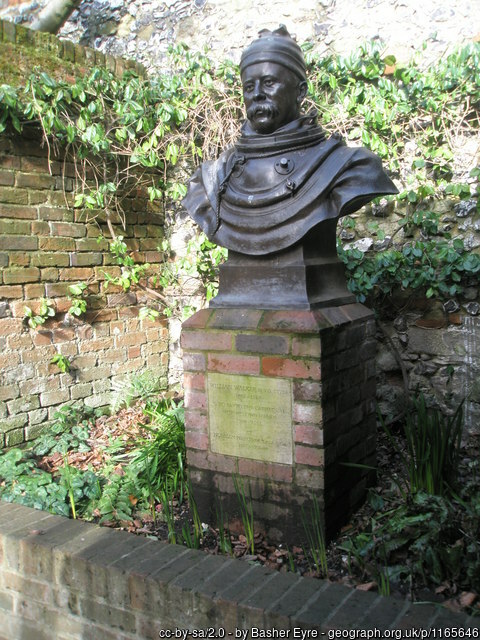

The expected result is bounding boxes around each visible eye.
[243,83,254,93]
[263,78,274,87]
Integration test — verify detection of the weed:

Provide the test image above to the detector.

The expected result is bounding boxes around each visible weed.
[301,498,328,577]
[24,298,55,329]
[215,503,233,556]
[31,405,93,456]
[50,353,71,374]
[232,474,255,554]
[382,393,464,497]
[129,399,185,519]
[110,370,165,412]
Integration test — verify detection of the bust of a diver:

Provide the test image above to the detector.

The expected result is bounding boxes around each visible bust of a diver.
[182,26,398,308]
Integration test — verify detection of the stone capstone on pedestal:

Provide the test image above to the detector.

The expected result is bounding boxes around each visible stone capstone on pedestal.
[181,304,377,544]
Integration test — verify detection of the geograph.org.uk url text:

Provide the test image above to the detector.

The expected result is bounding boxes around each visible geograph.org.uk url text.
[158,628,478,640]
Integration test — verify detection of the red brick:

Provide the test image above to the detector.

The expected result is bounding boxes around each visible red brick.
[8,252,30,267]
[3,267,40,285]
[185,431,208,450]
[0,236,38,251]
[0,318,23,336]
[293,380,322,402]
[0,169,14,186]
[50,222,85,238]
[77,325,94,340]
[181,331,232,351]
[292,337,321,357]
[0,187,28,205]
[296,467,324,489]
[40,389,70,407]
[295,445,323,467]
[7,334,33,350]
[209,308,263,330]
[125,318,141,332]
[45,282,70,297]
[183,372,205,391]
[84,309,117,322]
[0,219,31,235]
[38,206,73,222]
[0,285,23,299]
[52,327,75,343]
[128,346,141,358]
[235,334,289,354]
[0,155,20,170]
[16,172,55,189]
[0,384,19,401]
[100,349,126,363]
[185,449,211,471]
[208,353,260,375]
[28,190,48,205]
[0,352,20,368]
[39,237,76,251]
[21,346,56,363]
[23,284,45,299]
[0,204,37,220]
[183,352,206,371]
[40,267,59,282]
[33,331,53,346]
[237,459,293,483]
[294,403,323,424]
[115,331,147,347]
[20,156,57,173]
[295,424,324,446]
[184,409,208,432]
[117,306,138,319]
[185,389,207,411]
[53,297,71,313]
[182,309,213,329]
[112,358,142,375]
[261,310,329,333]
[262,357,321,380]
[32,252,69,268]
[58,267,91,281]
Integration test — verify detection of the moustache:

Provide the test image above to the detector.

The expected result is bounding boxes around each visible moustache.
[246,104,279,120]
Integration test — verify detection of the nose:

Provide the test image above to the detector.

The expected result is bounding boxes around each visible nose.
[253,81,266,101]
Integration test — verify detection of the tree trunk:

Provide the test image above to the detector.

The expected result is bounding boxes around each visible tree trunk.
[30,0,83,34]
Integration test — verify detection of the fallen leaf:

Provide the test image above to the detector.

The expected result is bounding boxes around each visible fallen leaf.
[459,592,477,608]
[356,581,377,592]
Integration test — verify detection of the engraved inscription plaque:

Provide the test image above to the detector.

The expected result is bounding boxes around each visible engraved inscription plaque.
[208,372,293,464]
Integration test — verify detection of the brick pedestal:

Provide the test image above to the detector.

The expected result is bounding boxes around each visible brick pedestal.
[181,305,377,544]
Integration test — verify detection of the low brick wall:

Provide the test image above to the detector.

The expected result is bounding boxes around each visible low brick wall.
[0,501,476,639]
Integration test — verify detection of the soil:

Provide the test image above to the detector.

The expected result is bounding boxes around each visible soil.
[39,401,480,617]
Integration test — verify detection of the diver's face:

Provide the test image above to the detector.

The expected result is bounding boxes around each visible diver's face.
[242,62,305,134]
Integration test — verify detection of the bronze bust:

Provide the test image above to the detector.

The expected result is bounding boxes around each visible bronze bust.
[183,27,398,309]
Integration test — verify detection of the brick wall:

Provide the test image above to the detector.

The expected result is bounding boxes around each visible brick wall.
[182,306,377,543]
[0,27,168,445]
[0,501,475,638]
